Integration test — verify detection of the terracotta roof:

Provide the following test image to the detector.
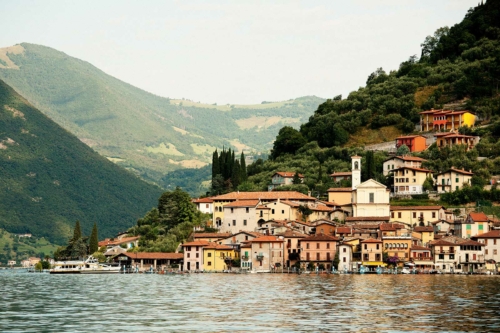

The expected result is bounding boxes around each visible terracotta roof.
[396,135,426,139]
[411,245,431,251]
[212,191,315,201]
[472,230,500,239]
[414,226,434,232]
[385,156,427,162]
[251,236,283,243]
[436,168,473,176]
[429,239,457,246]
[203,243,234,250]
[468,212,488,222]
[336,227,352,234]
[389,166,433,173]
[274,172,304,178]
[380,223,404,231]
[327,187,352,192]
[352,224,380,229]
[391,206,444,211]
[240,243,252,248]
[193,232,232,239]
[192,197,213,203]
[182,240,210,247]
[98,236,139,247]
[224,200,260,208]
[311,205,334,212]
[280,200,300,208]
[257,205,271,210]
[458,240,484,246]
[123,252,183,260]
[330,172,352,177]
[360,238,383,243]
[276,230,308,238]
[301,234,340,241]
[345,216,390,222]
[430,219,452,225]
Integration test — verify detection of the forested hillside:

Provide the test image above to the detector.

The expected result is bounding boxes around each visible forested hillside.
[297,0,500,149]
[0,43,324,186]
[243,0,500,197]
[0,79,162,244]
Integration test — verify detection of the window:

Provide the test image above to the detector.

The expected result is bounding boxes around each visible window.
[316,243,320,249]
[485,249,489,255]
[413,212,417,218]
[196,253,199,258]
[187,253,190,258]
[306,253,310,260]
[438,254,444,259]
[260,211,263,217]
[186,246,191,251]
[206,204,209,208]
[343,257,346,262]
[327,253,331,261]
[391,212,394,218]
[327,243,330,249]
[449,254,455,260]
[232,220,236,226]
[495,250,498,255]
[376,244,379,250]
[245,236,248,240]
[369,193,374,203]
[231,208,233,213]
[316,253,320,260]
[282,210,284,214]
[432,212,436,218]
[456,186,459,190]
[272,209,275,214]
[246,208,249,213]
[207,261,212,266]
[243,220,247,226]
[364,244,367,250]
[398,212,402,218]
[456,178,459,183]
[343,248,346,253]
[208,253,212,257]
[306,243,310,249]
[495,239,497,245]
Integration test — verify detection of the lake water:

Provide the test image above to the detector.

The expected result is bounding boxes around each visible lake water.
[1,271,500,332]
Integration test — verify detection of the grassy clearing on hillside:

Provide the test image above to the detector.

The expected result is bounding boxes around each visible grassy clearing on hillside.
[146,143,184,156]
[346,125,402,147]
[0,229,60,262]
[190,143,216,156]
[169,99,292,111]
[235,116,301,130]
[168,159,207,168]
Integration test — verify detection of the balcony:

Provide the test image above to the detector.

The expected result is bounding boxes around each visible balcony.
[256,255,264,261]
[437,250,455,254]
[459,258,485,264]
[241,255,249,261]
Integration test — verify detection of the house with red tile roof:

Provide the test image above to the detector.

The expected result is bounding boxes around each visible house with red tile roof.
[383,156,427,176]
[429,239,460,273]
[390,205,446,226]
[330,171,352,182]
[419,109,475,132]
[360,238,384,270]
[390,166,433,196]
[338,243,354,272]
[192,232,232,244]
[250,235,285,272]
[299,234,339,271]
[219,199,260,233]
[192,197,214,214]
[203,243,238,271]
[434,132,478,151]
[472,230,500,271]
[326,187,352,206]
[410,245,433,270]
[457,239,485,273]
[122,252,183,271]
[436,168,473,193]
[182,240,210,271]
[412,226,435,246]
[268,171,304,190]
[276,229,307,268]
[395,135,427,152]
[456,212,489,239]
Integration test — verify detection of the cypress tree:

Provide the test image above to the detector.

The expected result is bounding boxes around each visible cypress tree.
[232,160,241,188]
[72,220,82,242]
[240,152,247,182]
[89,222,98,254]
[212,149,220,179]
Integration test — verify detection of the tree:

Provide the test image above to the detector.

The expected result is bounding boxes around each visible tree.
[158,187,197,232]
[240,152,247,182]
[423,176,434,192]
[332,252,340,270]
[297,205,313,222]
[89,222,99,254]
[72,220,82,243]
[397,144,410,156]
[271,126,306,159]
[292,172,302,185]
[363,151,375,181]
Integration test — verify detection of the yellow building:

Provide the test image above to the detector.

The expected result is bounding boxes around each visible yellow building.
[203,243,237,271]
[360,238,384,268]
[390,205,446,225]
[382,236,413,265]
[412,226,434,246]
[391,167,433,196]
[419,109,475,131]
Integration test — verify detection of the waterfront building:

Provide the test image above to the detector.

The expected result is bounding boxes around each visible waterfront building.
[390,206,446,226]
[472,230,500,267]
[338,243,353,272]
[410,246,433,270]
[457,239,485,273]
[203,243,237,271]
[360,238,384,270]
[395,135,427,152]
[182,240,209,271]
[276,229,307,268]
[429,239,459,273]
[435,168,473,193]
[299,234,339,271]
[240,243,252,271]
[250,235,284,272]
[122,252,183,271]
[382,225,412,265]
[390,166,433,196]
[383,156,427,176]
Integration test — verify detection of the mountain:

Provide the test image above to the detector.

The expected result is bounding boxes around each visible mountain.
[0,79,162,244]
[0,43,325,185]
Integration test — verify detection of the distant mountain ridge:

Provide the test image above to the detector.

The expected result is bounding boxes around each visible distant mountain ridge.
[0,43,325,186]
[0,79,162,244]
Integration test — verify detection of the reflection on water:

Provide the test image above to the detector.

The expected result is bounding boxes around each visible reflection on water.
[1,271,500,332]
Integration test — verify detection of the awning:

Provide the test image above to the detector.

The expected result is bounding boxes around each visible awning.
[363,261,387,266]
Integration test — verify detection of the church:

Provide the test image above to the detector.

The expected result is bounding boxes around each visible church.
[328,156,390,224]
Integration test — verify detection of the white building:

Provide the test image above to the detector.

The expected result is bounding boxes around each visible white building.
[338,243,353,272]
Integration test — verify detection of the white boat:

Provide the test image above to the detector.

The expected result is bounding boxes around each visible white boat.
[50,256,121,274]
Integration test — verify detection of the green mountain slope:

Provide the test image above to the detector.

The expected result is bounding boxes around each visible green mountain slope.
[0,44,324,183]
[0,79,162,244]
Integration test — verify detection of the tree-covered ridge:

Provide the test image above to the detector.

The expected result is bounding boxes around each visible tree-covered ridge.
[294,0,500,151]
[0,43,325,186]
[0,79,162,244]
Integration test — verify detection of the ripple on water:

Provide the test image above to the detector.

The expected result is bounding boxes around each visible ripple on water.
[1,272,500,332]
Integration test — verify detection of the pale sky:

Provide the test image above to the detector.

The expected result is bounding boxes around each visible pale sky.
[1,0,479,105]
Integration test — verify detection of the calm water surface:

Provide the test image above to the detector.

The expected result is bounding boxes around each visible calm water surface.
[1,271,500,332]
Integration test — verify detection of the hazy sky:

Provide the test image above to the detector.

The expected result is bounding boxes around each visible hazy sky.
[1,0,479,104]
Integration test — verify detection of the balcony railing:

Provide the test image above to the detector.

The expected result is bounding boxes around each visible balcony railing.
[459,258,485,264]
[256,255,264,261]
[241,256,249,261]
[436,250,455,254]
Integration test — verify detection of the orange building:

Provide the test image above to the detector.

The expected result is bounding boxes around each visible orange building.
[395,135,427,152]
[420,109,475,131]
[299,234,339,271]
